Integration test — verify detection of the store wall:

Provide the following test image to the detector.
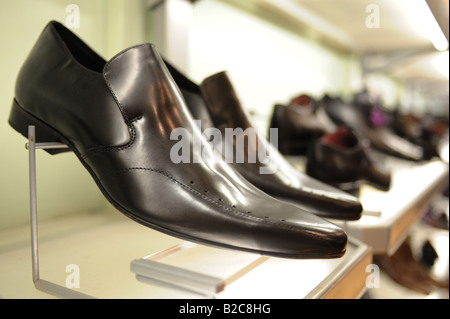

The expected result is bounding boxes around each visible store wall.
[0,0,147,230]
[185,0,364,132]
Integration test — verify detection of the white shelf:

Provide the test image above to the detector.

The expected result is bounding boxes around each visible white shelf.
[0,209,371,299]
[131,237,372,299]
[286,154,449,256]
[338,157,449,255]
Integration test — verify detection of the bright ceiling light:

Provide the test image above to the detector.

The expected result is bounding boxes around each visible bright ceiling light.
[414,0,449,51]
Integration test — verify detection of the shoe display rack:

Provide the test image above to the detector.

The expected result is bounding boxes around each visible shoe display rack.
[2,105,446,300]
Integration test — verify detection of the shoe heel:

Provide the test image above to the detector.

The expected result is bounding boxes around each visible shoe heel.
[8,99,71,155]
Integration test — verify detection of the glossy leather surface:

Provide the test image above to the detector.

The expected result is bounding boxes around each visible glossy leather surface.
[320,95,424,161]
[9,21,347,258]
[306,127,391,192]
[167,68,363,220]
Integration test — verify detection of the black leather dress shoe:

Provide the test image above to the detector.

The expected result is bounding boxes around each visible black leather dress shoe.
[165,67,363,220]
[306,127,391,192]
[268,94,333,156]
[391,111,441,161]
[8,21,348,259]
[320,94,423,161]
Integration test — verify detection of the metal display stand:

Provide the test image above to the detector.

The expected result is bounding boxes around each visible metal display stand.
[131,242,270,298]
[26,125,94,299]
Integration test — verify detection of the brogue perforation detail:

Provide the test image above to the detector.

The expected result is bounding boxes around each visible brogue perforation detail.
[99,167,310,232]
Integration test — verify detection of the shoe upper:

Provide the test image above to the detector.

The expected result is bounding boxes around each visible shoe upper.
[11,21,348,258]
[268,96,332,156]
[306,127,392,191]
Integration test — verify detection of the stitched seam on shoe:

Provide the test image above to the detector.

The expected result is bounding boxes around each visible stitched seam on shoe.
[81,116,143,158]
[99,167,309,232]
[102,44,153,122]
[89,45,155,157]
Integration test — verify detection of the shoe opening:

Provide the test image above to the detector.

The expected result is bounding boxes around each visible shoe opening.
[52,21,106,73]
[321,127,358,148]
[291,94,313,108]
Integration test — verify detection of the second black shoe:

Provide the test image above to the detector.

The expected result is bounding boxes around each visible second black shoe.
[268,94,332,156]
[165,66,363,221]
[8,21,348,259]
